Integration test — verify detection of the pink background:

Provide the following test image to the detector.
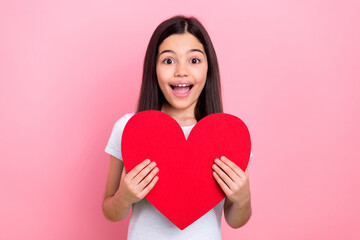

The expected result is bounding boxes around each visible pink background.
[1,0,359,239]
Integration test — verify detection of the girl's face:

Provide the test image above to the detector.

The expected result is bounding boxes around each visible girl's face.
[156,32,208,113]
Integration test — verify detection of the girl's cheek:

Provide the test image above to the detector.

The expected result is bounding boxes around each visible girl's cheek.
[160,67,175,78]
[192,68,207,80]
[156,65,167,76]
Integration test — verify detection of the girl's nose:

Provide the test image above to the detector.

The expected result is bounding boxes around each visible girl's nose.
[174,61,188,77]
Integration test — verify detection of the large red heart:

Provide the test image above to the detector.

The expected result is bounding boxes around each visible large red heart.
[121,110,251,230]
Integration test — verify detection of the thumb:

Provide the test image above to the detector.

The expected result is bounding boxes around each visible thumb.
[122,165,128,176]
[245,168,249,177]
[119,166,128,185]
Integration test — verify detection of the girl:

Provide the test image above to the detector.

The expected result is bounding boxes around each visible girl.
[103,15,253,240]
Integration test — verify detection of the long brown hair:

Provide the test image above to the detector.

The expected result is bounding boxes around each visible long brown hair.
[136,15,223,121]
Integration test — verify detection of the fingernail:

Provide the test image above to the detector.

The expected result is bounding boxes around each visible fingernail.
[215,159,220,163]
[221,156,225,160]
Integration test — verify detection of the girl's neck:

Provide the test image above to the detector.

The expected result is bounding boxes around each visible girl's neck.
[161,102,197,127]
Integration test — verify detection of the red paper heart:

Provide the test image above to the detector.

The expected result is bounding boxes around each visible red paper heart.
[121,110,251,230]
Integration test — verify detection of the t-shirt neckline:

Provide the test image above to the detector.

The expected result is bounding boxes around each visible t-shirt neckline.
[181,124,196,128]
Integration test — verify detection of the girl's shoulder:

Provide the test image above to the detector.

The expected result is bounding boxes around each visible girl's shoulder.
[113,112,136,130]
[120,112,136,121]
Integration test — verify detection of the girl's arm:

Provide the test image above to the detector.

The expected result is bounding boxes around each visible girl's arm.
[224,195,252,228]
[212,156,252,228]
[102,155,159,222]
[102,155,131,221]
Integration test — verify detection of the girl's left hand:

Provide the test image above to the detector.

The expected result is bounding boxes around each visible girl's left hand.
[212,156,251,207]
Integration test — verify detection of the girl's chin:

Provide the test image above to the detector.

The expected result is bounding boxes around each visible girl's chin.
[164,99,197,111]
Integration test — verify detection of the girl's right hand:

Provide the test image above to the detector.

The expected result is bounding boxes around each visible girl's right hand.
[114,159,159,207]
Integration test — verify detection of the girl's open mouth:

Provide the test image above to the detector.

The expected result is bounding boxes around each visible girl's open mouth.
[169,84,194,98]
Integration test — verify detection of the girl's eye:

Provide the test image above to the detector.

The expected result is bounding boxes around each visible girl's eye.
[162,58,200,64]
[190,58,200,64]
[163,58,174,64]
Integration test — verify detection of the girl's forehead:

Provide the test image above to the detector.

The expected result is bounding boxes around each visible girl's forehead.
[158,33,205,54]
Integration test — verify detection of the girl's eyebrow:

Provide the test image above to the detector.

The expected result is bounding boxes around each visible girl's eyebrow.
[158,49,205,56]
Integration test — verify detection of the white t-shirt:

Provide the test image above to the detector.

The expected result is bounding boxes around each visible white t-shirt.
[105,112,253,240]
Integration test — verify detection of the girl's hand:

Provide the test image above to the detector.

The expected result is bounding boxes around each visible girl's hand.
[114,159,159,207]
[212,156,250,207]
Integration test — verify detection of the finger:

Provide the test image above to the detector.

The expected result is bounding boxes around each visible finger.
[213,171,231,196]
[138,167,159,190]
[215,157,241,182]
[220,156,246,178]
[126,159,151,180]
[140,175,159,198]
[133,161,157,185]
[245,168,249,177]
[212,162,237,190]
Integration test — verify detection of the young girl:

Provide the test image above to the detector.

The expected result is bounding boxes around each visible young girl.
[103,15,253,240]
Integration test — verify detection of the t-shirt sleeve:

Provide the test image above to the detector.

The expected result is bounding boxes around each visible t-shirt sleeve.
[105,113,133,161]
[250,151,253,158]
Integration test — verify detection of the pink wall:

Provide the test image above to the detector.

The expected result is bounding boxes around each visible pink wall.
[1,0,359,239]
